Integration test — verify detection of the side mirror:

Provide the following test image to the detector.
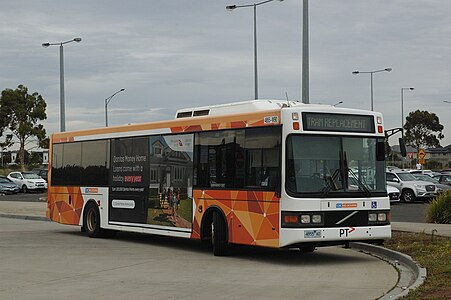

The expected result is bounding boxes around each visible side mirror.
[399,138,407,157]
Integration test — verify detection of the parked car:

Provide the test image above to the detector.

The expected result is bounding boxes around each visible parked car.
[386,170,437,202]
[387,185,400,203]
[432,173,451,186]
[412,174,451,194]
[7,171,47,193]
[31,168,48,181]
[0,176,20,194]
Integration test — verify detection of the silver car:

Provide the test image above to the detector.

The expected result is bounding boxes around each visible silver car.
[386,171,437,202]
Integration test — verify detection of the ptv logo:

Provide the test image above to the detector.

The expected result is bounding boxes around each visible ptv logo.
[339,227,356,237]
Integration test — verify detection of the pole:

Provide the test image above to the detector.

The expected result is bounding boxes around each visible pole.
[59,44,66,132]
[105,99,109,127]
[302,0,309,104]
[370,72,374,111]
[402,92,407,166]
[253,4,258,100]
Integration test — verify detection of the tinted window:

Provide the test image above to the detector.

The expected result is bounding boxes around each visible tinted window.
[194,126,281,190]
[51,140,110,186]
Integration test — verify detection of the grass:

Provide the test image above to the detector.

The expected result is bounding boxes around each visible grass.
[384,231,451,299]
[147,197,193,227]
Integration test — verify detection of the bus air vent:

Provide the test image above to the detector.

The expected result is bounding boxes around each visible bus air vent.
[176,111,193,118]
[193,109,210,117]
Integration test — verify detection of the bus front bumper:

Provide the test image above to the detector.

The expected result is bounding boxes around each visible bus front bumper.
[279,225,391,248]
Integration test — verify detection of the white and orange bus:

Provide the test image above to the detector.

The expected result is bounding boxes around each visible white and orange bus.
[47,99,390,255]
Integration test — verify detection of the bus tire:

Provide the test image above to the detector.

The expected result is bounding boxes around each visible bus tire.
[299,245,316,253]
[212,210,228,256]
[83,202,106,238]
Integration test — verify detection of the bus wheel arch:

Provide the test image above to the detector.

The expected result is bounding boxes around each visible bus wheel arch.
[200,206,229,256]
[82,200,116,238]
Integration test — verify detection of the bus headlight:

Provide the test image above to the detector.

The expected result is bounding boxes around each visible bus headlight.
[378,213,387,222]
[312,214,322,224]
[368,213,377,222]
[368,211,389,224]
[300,215,311,224]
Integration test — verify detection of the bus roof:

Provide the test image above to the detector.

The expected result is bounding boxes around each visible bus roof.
[175,99,375,119]
[51,99,382,142]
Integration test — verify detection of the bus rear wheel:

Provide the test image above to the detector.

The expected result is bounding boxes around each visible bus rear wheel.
[83,202,111,238]
[211,210,228,256]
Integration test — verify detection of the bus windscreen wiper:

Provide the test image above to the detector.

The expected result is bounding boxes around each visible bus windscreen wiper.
[348,168,371,196]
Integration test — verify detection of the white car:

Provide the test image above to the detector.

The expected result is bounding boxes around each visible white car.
[7,171,47,193]
[387,185,400,203]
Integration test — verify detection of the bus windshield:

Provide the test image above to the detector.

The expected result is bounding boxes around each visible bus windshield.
[286,135,386,197]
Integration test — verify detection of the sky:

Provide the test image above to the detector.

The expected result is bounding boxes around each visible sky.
[0,0,450,147]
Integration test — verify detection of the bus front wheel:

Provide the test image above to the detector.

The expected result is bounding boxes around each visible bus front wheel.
[211,210,228,256]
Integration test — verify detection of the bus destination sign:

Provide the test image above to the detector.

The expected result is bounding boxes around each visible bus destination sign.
[302,113,375,133]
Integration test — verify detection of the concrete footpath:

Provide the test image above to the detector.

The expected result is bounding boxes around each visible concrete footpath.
[0,200,450,237]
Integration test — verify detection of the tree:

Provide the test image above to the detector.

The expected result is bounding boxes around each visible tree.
[404,110,444,152]
[0,85,47,170]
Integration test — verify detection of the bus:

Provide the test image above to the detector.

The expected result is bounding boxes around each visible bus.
[47,99,390,256]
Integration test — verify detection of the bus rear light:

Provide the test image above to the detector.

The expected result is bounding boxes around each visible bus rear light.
[378,125,383,133]
[377,116,382,124]
[293,122,300,130]
[284,215,298,224]
[292,112,299,120]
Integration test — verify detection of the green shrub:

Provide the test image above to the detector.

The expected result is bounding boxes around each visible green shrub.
[427,191,451,224]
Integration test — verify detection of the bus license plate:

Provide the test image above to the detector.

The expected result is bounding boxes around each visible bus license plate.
[304,230,322,239]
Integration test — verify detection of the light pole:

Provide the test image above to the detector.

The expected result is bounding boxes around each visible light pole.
[444,100,451,104]
[226,0,284,100]
[105,89,125,127]
[401,87,415,130]
[333,101,343,106]
[302,0,309,104]
[401,87,414,168]
[352,68,392,111]
[42,38,82,132]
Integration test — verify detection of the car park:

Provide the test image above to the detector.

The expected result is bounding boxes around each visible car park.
[0,176,20,194]
[412,174,451,194]
[386,170,437,202]
[7,171,47,193]
[387,185,400,203]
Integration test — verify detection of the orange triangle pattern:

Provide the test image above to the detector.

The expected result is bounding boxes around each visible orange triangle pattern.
[47,186,84,225]
[191,189,280,248]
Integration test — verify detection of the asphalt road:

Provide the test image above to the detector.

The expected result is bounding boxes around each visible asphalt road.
[0,217,398,300]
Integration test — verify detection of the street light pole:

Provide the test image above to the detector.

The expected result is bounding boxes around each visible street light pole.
[401,87,414,169]
[42,38,82,132]
[444,100,451,104]
[302,0,309,104]
[401,87,415,130]
[226,0,284,100]
[352,68,392,111]
[105,89,125,127]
